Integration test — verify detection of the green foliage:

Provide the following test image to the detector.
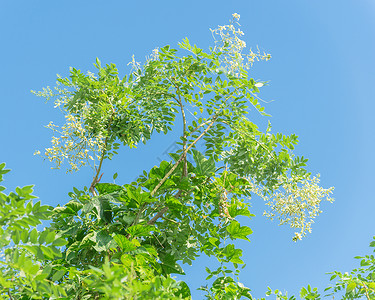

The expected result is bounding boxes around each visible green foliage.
[262,237,375,300]
[0,163,67,299]
[323,236,375,299]
[1,13,341,299]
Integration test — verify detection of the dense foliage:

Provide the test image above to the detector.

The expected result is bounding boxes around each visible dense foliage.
[1,14,372,299]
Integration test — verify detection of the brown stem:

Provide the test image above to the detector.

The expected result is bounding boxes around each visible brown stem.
[147,114,218,224]
[169,77,188,176]
[178,95,188,177]
[148,207,169,225]
[7,290,13,300]
[188,119,212,136]
[89,138,108,197]
[151,114,218,197]
[362,283,371,300]
[220,119,277,160]
[89,106,115,196]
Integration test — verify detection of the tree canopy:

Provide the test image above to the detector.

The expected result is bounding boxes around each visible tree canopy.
[1,14,373,300]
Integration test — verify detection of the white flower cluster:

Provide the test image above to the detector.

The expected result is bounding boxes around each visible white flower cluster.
[210,13,271,77]
[33,84,106,173]
[147,48,159,62]
[249,174,334,241]
[41,115,104,172]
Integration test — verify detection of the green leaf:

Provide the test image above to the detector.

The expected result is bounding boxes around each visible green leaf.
[95,57,101,68]
[114,234,137,252]
[85,196,113,223]
[95,183,122,195]
[192,150,215,176]
[300,287,307,298]
[346,281,356,293]
[21,229,29,243]
[228,207,252,218]
[52,269,66,282]
[65,241,80,261]
[126,224,158,237]
[52,237,68,247]
[40,245,57,259]
[160,253,185,275]
[53,206,76,216]
[175,281,191,298]
[45,231,56,244]
[98,197,113,223]
[12,230,20,244]
[65,201,83,213]
[40,264,53,279]
[0,163,10,178]
[92,230,115,252]
[226,221,252,241]
[39,230,49,244]
[360,259,370,266]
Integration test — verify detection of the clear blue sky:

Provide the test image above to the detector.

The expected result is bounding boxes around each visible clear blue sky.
[1,0,375,298]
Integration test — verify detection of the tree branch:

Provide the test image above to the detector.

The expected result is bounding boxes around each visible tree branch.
[169,77,188,176]
[362,283,371,300]
[89,99,116,196]
[148,206,169,225]
[178,95,188,177]
[147,114,219,224]
[7,290,13,300]
[220,119,277,160]
[150,113,218,197]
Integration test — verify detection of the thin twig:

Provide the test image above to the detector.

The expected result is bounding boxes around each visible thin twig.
[220,119,277,160]
[161,216,179,224]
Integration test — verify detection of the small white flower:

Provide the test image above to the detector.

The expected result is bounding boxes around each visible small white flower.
[232,13,240,20]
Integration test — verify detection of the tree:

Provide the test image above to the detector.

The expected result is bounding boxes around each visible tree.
[1,14,358,299]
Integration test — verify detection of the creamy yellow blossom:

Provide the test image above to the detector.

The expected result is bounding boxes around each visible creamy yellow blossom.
[232,13,240,20]
[210,15,271,77]
[249,174,334,241]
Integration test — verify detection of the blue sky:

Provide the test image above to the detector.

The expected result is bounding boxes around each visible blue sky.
[1,0,375,297]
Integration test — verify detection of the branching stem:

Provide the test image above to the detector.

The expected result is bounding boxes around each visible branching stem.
[147,113,219,225]
[220,120,277,160]
[170,77,188,176]
[150,113,218,197]
[362,283,371,300]
[89,97,116,196]
[7,290,13,300]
